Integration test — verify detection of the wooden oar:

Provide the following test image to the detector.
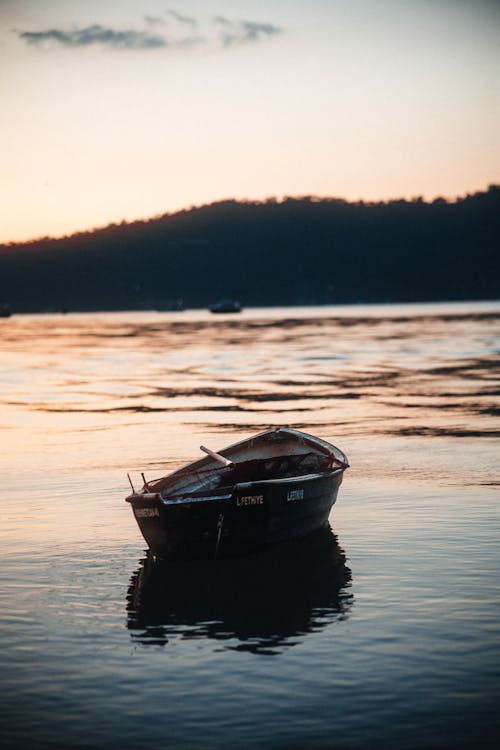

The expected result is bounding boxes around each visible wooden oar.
[200,445,233,467]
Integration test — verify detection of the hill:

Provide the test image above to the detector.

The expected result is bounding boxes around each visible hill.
[0,187,498,312]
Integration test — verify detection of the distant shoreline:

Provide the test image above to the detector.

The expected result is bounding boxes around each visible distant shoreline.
[3,300,499,318]
[1,188,498,314]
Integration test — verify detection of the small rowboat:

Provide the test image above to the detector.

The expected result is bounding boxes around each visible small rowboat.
[209,298,241,313]
[125,427,348,559]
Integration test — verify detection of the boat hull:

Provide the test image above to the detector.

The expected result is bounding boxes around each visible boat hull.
[130,470,344,559]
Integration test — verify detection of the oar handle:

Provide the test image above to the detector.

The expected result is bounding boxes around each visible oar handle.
[200,445,233,467]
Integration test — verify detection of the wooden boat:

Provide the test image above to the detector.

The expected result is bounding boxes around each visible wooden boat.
[126,427,348,559]
[209,298,241,313]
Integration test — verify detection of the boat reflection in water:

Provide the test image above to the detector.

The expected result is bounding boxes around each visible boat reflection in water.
[126,525,352,655]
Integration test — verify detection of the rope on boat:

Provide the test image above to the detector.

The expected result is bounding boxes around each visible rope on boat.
[214,513,224,560]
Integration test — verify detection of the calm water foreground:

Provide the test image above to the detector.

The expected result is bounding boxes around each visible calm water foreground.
[0,302,499,750]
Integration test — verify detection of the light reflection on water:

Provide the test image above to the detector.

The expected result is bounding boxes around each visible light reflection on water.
[0,302,499,749]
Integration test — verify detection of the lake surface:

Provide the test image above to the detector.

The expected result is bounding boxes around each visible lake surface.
[1,302,499,749]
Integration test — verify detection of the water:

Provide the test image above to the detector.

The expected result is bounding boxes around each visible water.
[1,302,499,749]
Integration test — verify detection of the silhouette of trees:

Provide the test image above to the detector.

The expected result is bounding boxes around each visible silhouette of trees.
[0,187,498,312]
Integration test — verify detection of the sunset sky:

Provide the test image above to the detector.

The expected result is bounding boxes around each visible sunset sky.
[1,0,499,243]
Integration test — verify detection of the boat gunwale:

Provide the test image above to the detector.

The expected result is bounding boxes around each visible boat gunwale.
[140,428,347,491]
[126,467,345,505]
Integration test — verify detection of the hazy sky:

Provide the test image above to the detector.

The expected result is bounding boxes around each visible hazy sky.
[1,0,499,242]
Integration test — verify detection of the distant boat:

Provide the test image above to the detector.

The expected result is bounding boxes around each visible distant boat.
[0,304,12,318]
[209,298,242,313]
[125,427,348,559]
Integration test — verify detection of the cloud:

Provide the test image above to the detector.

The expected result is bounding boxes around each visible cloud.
[213,16,232,27]
[17,24,206,51]
[19,24,168,50]
[16,14,283,53]
[144,15,166,28]
[213,17,282,47]
[241,21,282,44]
[168,10,198,28]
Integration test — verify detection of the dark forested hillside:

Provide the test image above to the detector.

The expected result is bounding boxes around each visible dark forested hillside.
[1,187,498,312]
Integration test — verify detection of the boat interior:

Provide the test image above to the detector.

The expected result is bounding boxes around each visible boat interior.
[150,451,339,500]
